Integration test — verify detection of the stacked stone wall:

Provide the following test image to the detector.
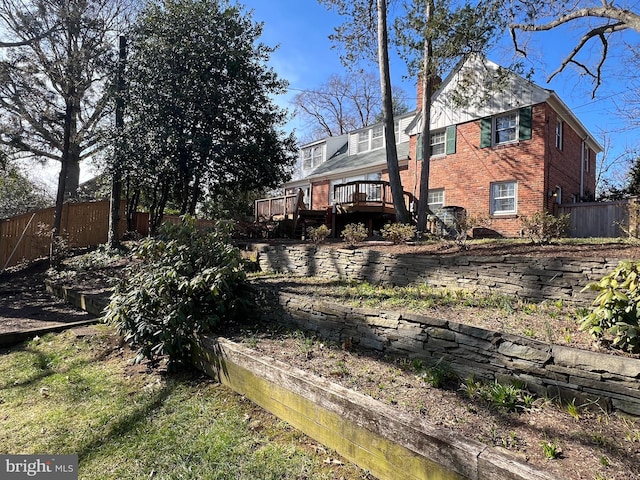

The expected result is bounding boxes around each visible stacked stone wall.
[256,287,640,416]
[253,243,620,305]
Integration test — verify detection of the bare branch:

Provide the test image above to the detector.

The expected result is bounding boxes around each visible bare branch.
[512,7,640,33]
[510,2,639,95]
[0,24,59,47]
[546,22,623,93]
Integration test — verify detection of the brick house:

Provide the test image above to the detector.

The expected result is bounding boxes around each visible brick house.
[281,56,602,238]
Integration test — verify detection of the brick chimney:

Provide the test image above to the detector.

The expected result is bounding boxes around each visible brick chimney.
[415,75,442,111]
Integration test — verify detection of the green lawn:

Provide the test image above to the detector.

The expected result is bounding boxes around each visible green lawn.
[0,327,370,479]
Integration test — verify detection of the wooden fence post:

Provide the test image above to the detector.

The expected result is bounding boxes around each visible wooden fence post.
[628,197,639,238]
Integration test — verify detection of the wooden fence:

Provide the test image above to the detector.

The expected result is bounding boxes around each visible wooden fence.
[0,201,217,270]
[558,198,639,238]
[0,200,127,270]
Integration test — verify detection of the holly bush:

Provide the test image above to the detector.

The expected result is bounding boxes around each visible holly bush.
[580,261,640,353]
[103,216,248,369]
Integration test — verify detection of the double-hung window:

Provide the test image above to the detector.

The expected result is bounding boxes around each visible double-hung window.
[371,125,384,150]
[490,181,517,215]
[417,126,456,160]
[357,131,369,153]
[555,120,563,150]
[480,106,532,148]
[495,113,517,144]
[357,126,385,153]
[430,131,446,156]
[427,189,445,212]
[583,143,590,173]
[302,145,323,170]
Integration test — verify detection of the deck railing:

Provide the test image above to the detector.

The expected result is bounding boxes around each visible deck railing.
[333,181,413,210]
[254,182,413,222]
[254,192,300,222]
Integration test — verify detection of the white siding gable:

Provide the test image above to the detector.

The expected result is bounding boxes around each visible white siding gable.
[410,55,550,134]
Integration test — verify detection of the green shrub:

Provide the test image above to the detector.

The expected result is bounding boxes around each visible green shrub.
[306,224,331,245]
[380,223,416,244]
[580,261,640,353]
[341,223,368,246]
[519,210,569,245]
[103,215,248,369]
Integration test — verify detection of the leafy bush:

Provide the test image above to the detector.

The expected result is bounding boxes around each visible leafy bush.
[103,216,248,369]
[380,223,416,244]
[306,224,331,245]
[341,223,368,246]
[519,210,569,245]
[580,261,640,353]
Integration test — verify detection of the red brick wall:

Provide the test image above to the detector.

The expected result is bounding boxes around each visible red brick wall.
[311,180,330,210]
[404,104,546,236]
[544,103,597,208]
[307,101,595,238]
[401,102,596,237]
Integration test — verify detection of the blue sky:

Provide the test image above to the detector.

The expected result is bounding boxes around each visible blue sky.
[239,0,640,187]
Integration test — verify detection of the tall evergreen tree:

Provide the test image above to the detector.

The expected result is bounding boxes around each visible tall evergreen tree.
[121,0,296,233]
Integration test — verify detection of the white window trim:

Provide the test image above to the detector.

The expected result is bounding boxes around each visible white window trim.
[584,145,590,173]
[430,130,446,157]
[356,125,390,153]
[427,188,445,211]
[555,120,563,150]
[371,125,384,150]
[494,112,518,146]
[357,131,369,153]
[301,145,324,171]
[490,181,517,215]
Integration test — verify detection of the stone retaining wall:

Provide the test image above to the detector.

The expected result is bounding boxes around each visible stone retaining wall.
[251,243,622,304]
[256,286,640,416]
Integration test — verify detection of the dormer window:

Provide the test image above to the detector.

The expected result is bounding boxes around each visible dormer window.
[371,125,383,149]
[302,145,323,170]
[357,125,385,153]
[357,131,369,153]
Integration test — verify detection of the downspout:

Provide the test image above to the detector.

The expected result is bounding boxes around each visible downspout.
[544,111,550,212]
[580,139,585,200]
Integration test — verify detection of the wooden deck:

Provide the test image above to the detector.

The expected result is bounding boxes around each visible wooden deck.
[254,181,414,238]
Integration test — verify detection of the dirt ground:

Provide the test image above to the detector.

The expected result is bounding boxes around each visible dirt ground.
[2,241,640,479]
[273,237,640,260]
[0,260,96,335]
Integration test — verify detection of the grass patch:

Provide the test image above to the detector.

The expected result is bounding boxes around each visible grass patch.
[329,280,569,316]
[0,328,369,479]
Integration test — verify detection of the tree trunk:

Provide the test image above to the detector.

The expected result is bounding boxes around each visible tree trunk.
[108,35,126,248]
[377,0,409,224]
[149,180,170,235]
[416,0,435,232]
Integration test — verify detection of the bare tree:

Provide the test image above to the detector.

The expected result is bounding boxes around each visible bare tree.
[293,71,408,140]
[595,132,640,198]
[510,1,640,96]
[0,0,61,48]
